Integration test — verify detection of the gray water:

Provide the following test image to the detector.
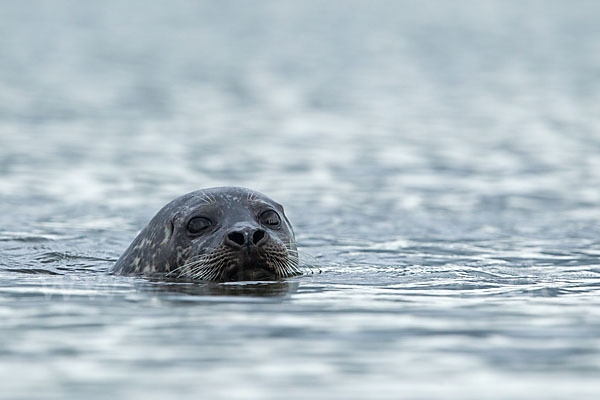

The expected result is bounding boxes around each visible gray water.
[1,1,600,399]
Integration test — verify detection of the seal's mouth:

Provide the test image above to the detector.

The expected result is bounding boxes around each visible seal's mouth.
[169,242,300,282]
[222,259,277,282]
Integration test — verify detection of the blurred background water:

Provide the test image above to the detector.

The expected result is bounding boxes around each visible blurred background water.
[1,0,600,399]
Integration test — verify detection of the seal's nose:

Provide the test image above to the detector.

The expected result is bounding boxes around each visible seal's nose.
[225,227,267,249]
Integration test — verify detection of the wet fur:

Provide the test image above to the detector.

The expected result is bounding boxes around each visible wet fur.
[112,187,300,282]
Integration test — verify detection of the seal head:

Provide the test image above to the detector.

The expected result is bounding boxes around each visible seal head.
[112,187,300,281]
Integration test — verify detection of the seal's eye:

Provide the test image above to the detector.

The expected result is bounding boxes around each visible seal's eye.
[187,217,212,235]
[259,210,281,228]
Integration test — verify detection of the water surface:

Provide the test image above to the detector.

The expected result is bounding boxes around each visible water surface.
[1,1,600,399]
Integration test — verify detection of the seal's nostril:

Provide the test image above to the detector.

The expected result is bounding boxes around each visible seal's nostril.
[228,232,245,246]
[252,229,265,245]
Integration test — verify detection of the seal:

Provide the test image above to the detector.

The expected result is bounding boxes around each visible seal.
[111,187,300,281]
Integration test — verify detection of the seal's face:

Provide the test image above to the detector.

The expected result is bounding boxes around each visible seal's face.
[112,187,300,282]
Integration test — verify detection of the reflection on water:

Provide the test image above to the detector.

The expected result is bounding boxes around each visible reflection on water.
[140,279,300,298]
[1,0,600,399]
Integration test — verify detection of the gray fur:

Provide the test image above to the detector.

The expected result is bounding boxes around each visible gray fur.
[112,187,299,281]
